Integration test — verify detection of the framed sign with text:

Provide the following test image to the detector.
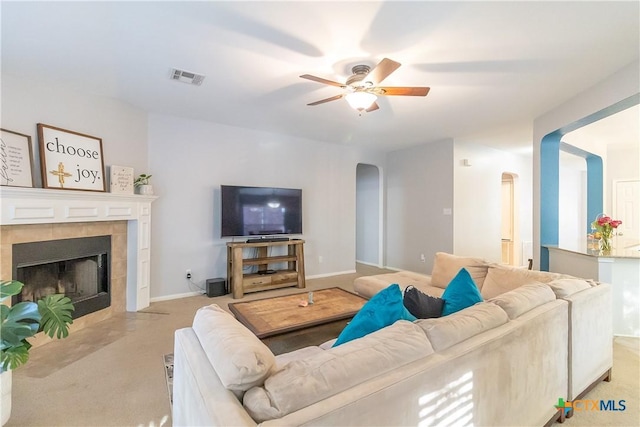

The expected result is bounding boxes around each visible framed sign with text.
[110,165,134,194]
[0,128,34,188]
[38,124,106,192]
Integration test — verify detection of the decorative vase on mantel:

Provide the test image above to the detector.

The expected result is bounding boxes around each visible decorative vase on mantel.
[136,184,154,196]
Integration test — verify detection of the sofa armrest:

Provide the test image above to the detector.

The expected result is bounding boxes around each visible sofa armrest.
[563,283,613,400]
[173,328,257,427]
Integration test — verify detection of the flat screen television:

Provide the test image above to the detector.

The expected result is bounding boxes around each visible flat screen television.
[220,185,303,238]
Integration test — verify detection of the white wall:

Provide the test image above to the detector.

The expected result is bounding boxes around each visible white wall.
[356,163,380,266]
[386,139,454,273]
[608,145,640,185]
[148,113,386,299]
[1,74,149,186]
[558,153,587,251]
[453,141,533,265]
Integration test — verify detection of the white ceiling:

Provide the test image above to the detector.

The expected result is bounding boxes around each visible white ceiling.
[2,1,639,153]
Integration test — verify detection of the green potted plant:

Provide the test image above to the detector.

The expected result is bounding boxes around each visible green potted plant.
[134,173,153,195]
[0,280,74,425]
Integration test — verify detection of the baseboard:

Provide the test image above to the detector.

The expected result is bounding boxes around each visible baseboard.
[355,260,381,268]
[383,265,404,272]
[150,271,358,301]
[306,270,356,279]
[150,290,203,303]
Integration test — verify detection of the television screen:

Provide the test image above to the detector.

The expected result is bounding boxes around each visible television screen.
[221,185,302,237]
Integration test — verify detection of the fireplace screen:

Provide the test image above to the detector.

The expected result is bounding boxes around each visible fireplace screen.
[13,236,111,319]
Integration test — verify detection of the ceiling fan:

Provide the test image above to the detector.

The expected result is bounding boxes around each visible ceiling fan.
[300,58,430,114]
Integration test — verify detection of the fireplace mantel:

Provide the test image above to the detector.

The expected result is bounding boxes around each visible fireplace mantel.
[0,186,157,311]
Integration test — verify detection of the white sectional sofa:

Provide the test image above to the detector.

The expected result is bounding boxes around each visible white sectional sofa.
[354,252,613,404]
[172,252,612,426]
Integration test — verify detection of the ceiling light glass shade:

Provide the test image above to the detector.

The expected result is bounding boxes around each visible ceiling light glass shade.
[345,92,377,111]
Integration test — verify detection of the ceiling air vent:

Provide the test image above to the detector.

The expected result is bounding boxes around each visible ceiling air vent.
[170,68,205,86]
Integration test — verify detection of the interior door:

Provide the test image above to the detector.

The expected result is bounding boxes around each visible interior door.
[501,175,514,264]
[614,180,640,248]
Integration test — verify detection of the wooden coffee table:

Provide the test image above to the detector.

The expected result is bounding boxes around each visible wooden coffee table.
[228,287,367,339]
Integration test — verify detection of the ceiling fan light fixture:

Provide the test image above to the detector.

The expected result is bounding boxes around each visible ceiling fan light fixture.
[345,92,377,111]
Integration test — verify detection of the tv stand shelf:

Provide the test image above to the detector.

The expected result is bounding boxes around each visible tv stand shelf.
[227,239,305,299]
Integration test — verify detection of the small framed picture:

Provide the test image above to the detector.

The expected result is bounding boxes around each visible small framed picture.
[110,165,134,194]
[0,128,35,188]
[38,124,106,192]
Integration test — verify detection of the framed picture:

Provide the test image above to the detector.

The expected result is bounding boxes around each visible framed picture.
[109,165,134,194]
[37,124,106,192]
[0,128,35,187]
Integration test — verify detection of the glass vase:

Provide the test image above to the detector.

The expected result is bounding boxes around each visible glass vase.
[599,236,612,254]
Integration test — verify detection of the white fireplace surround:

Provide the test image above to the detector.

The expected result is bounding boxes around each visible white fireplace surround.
[0,186,157,311]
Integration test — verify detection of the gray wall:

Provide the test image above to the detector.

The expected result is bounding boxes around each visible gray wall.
[385,139,454,273]
[1,74,149,186]
[148,113,387,299]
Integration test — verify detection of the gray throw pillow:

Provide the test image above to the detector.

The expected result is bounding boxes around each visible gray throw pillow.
[403,285,444,319]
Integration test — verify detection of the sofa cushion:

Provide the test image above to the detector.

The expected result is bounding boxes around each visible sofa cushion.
[332,284,416,347]
[243,320,434,422]
[415,302,508,351]
[441,268,484,316]
[431,252,490,289]
[547,278,593,298]
[274,346,325,371]
[481,265,575,299]
[488,282,556,320]
[353,270,432,299]
[403,285,444,319]
[192,304,275,392]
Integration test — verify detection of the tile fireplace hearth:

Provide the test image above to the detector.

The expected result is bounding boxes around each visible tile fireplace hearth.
[0,186,157,338]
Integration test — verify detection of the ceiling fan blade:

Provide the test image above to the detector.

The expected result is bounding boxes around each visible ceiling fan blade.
[365,58,401,85]
[377,86,430,96]
[307,94,344,106]
[300,74,346,88]
[365,102,380,113]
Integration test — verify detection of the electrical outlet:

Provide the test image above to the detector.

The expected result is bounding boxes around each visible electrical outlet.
[318,256,324,263]
[186,269,192,279]
[420,254,426,262]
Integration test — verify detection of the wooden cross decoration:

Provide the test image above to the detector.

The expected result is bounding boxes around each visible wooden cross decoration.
[50,162,72,187]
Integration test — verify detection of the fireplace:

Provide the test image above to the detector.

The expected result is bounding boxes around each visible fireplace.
[12,236,111,319]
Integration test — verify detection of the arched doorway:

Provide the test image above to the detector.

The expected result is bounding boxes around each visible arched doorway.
[356,163,383,267]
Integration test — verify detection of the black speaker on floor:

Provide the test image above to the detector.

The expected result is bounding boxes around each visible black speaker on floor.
[206,278,227,297]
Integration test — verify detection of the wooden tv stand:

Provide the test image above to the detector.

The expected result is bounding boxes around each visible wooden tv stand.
[227,239,305,299]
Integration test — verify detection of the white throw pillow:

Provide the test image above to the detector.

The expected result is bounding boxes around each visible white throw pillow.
[192,304,275,392]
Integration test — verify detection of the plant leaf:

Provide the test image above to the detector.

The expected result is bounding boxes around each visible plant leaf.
[0,280,24,300]
[1,301,41,347]
[38,294,74,339]
[0,341,30,371]
[1,322,38,348]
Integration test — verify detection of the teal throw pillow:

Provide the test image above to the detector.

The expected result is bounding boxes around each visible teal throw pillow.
[332,284,416,347]
[441,268,484,316]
